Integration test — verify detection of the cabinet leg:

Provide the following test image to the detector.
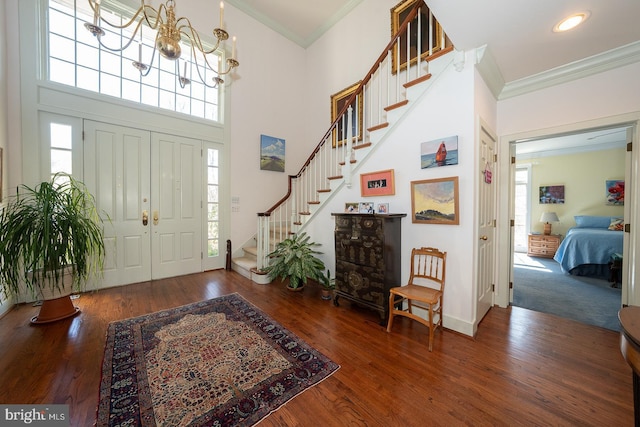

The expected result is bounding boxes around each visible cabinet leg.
[333,295,340,307]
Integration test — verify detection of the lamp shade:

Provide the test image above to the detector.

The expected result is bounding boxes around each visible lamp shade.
[540,212,560,223]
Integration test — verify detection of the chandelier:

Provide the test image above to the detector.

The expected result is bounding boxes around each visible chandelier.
[84,0,239,88]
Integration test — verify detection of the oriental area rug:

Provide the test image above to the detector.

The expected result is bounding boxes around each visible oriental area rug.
[97,293,339,426]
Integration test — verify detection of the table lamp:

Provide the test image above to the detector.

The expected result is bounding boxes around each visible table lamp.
[540,212,559,235]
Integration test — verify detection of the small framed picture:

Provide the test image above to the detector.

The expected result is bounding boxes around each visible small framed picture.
[344,202,359,213]
[359,202,375,214]
[377,203,389,214]
[360,169,395,197]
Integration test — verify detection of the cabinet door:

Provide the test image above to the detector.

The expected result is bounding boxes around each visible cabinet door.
[336,260,386,306]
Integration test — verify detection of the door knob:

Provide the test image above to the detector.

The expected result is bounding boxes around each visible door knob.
[153,210,159,225]
[142,210,148,226]
[480,235,488,240]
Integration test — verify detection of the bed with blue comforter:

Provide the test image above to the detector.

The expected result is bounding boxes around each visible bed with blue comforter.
[553,215,624,276]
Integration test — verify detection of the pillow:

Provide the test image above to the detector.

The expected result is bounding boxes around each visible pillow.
[574,215,612,229]
[609,218,624,231]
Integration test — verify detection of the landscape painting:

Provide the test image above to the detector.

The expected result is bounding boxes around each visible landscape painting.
[411,177,459,224]
[260,134,285,172]
[421,136,458,169]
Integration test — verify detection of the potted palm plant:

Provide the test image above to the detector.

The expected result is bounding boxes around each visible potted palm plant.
[264,232,329,291]
[0,173,106,323]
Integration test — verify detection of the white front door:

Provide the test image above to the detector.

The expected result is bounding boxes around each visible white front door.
[84,121,152,287]
[150,133,202,279]
[84,121,203,287]
[476,123,497,326]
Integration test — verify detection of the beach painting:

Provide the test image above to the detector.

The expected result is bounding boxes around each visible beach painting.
[421,135,458,169]
[260,134,285,172]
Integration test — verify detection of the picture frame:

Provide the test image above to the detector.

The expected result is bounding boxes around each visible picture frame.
[330,81,364,148]
[377,203,389,214]
[344,202,359,213]
[411,176,459,224]
[359,202,375,214]
[390,0,444,74]
[539,185,565,204]
[360,169,395,197]
[421,136,458,168]
[260,134,285,172]
[605,180,624,206]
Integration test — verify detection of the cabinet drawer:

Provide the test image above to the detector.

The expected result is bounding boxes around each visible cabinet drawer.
[335,260,386,306]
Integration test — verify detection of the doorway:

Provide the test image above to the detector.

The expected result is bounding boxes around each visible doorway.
[83,120,223,289]
[509,125,629,329]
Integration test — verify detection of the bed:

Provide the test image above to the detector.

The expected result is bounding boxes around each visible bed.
[553,215,624,277]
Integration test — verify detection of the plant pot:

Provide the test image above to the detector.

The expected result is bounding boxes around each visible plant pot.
[287,284,305,292]
[31,266,80,324]
[321,289,333,300]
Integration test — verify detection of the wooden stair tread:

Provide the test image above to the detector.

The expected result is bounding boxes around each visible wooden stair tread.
[328,175,343,180]
[353,142,372,150]
[404,73,432,89]
[384,99,409,111]
[318,189,331,193]
[368,123,389,132]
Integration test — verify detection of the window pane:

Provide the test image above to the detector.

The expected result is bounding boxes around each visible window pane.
[141,84,159,107]
[100,50,122,76]
[159,89,175,110]
[207,184,218,202]
[51,123,72,149]
[77,42,99,69]
[49,8,75,39]
[208,240,219,257]
[101,72,121,97]
[51,149,72,174]
[208,203,219,221]
[122,79,141,102]
[208,221,219,238]
[77,65,99,91]
[49,58,75,86]
[49,33,76,63]
[208,167,218,185]
[208,149,218,166]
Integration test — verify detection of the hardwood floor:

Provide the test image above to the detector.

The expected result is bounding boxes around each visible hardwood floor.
[0,269,633,426]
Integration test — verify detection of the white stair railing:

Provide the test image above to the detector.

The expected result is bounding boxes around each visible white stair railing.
[255,1,452,273]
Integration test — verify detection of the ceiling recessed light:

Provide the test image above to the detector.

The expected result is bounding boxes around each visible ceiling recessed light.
[554,12,590,32]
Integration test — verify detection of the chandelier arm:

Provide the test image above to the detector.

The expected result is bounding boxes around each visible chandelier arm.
[140,3,164,31]
[190,51,222,89]
[216,59,237,76]
[89,1,154,31]
[176,20,221,55]
[137,45,158,77]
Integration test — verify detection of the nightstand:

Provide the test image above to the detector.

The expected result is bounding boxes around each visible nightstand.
[527,234,561,258]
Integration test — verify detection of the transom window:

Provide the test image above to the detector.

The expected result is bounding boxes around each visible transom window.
[47,0,221,122]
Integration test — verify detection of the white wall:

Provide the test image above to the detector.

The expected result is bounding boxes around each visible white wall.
[303,52,482,335]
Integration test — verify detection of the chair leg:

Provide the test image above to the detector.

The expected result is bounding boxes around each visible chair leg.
[386,293,395,332]
[428,305,434,352]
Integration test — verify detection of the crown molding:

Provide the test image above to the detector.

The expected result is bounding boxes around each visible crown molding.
[499,40,640,100]
[225,0,363,48]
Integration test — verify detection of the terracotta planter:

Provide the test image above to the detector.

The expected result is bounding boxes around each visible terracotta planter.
[321,289,333,300]
[31,266,80,324]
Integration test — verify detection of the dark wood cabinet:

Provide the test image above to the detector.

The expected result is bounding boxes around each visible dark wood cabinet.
[332,213,405,321]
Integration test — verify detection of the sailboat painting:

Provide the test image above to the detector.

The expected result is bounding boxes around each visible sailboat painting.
[421,136,458,169]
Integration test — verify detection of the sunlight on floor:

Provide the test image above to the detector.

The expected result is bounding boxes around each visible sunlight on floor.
[513,252,553,272]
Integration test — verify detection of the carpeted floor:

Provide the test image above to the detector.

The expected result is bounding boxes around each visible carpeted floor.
[512,253,621,331]
[97,293,339,426]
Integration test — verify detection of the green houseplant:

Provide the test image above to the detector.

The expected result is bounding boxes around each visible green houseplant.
[264,232,329,290]
[0,173,106,323]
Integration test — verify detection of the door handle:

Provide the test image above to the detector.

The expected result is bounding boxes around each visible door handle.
[142,210,148,226]
[480,235,488,240]
[153,210,159,225]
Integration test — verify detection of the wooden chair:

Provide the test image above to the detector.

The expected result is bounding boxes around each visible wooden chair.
[386,247,446,351]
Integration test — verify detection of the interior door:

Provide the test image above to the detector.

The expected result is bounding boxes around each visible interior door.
[83,120,152,287]
[150,133,202,279]
[476,123,497,325]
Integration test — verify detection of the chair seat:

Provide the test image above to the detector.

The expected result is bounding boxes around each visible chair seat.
[390,284,441,304]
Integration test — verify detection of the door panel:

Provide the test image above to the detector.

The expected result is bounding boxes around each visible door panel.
[151,133,202,279]
[477,124,497,325]
[84,121,152,287]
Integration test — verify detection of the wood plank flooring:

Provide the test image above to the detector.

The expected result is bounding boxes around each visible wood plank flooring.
[0,269,633,426]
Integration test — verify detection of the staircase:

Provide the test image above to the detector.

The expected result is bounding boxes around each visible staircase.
[232,1,455,283]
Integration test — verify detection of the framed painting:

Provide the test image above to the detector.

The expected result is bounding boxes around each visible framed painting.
[539,185,564,204]
[260,134,285,172]
[411,176,459,224]
[390,0,444,74]
[421,135,458,168]
[606,180,624,205]
[330,81,364,147]
[360,169,395,197]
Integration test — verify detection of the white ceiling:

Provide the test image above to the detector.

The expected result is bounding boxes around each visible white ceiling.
[227,0,640,83]
[226,0,640,153]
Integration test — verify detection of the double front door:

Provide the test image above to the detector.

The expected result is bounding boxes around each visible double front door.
[84,120,212,288]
